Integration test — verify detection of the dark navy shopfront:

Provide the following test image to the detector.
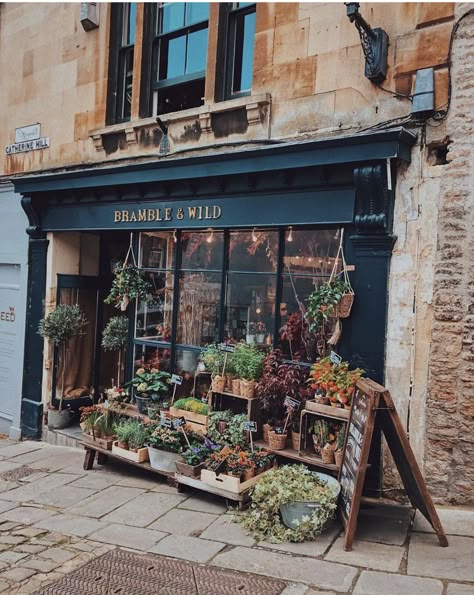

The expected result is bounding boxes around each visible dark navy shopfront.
[14,128,416,494]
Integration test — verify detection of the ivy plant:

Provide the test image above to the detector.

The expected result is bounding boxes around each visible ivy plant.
[239,465,338,543]
[305,277,351,333]
[104,262,151,311]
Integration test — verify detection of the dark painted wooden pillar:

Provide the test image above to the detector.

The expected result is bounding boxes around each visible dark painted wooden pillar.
[20,197,49,439]
[341,163,396,495]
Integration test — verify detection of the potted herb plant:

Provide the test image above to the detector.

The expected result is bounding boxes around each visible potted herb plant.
[101,316,129,388]
[170,397,208,432]
[310,418,336,464]
[112,419,150,462]
[233,342,264,398]
[105,261,150,311]
[200,345,226,393]
[126,366,171,414]
[147,424,185,472]
[291,417,301,451]
[335,426,346,467]
[38,304,88,429]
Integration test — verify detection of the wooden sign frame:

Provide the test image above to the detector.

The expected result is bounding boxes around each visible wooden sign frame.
[338,378,448,551]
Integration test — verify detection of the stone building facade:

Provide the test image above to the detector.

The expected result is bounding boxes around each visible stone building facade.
[0,2,472,504]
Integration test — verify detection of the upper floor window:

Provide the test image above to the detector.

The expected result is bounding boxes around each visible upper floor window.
[107,3,137,124]
[152,2,209,115]
[225,2,256,99]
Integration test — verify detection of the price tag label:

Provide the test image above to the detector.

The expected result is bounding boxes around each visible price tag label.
[160,417,172,428]
[171,374,183,385]
[217,343,235,353]
[172,416,186,429]
[330,351,342,365]
[214,457,228,476]
[284,396,300,410]
[243,421,257,432]
[344,265,355,272]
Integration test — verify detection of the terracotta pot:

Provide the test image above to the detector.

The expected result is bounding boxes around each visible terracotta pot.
[314,395,330,405]
[117,440,128,450]
[231,378,241,395]
[240,379,255,398]
[330,401,340,408]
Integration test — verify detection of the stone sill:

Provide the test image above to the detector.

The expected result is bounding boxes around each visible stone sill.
[90,93,272,152]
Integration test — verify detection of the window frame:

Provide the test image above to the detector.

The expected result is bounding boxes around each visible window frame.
[224,2,256,101]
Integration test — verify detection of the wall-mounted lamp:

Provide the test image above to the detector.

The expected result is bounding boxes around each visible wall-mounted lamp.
[80,3,99,31]
[345,2,388,84]
[206,229,214,244]
[252,228,257,242]
[172,230,177,243]
[287,227,293,242]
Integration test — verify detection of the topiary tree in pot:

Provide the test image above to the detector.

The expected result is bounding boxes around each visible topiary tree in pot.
[38,304,88,429]
[101,316,129,388]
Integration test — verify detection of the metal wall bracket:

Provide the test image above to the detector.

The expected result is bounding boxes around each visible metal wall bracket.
[345,3,389,84]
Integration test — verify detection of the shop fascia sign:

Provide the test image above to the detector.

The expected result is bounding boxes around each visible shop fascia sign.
[5,123,50,155]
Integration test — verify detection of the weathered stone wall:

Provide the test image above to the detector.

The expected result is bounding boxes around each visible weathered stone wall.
[424,3,474,504]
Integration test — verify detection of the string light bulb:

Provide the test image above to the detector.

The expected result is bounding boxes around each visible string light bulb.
[252,228,257,242]
[206,229,214,244]
[172,230,177,243]
[287,226,293,242]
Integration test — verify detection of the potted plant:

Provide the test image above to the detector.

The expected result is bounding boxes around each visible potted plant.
[207,411,248,447]
[126,366,171,414]
[176,437,218,477]
[250,448,275,475]
[239,465,339,543]
[200,345,226,393]
[38,304,88,429]
[305,276,353,333]
[255,322,267,344]
[308,357,363,409]
[335,426,346,467]
[268,426,288,451]
[233,342,264,398]
[291,417,301,451]
[101,316,129,388]
[245,321,257,344]
[147,424,185,472]
[171,397,209,432]
[112,419,150,462]
[310,418,336,464]
[105,261,150,311]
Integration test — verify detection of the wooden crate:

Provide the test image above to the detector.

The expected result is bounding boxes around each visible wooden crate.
[305,401,350,420]
[169,407,207,434]
[82,433,114,451]
[175,460,206,478]
[200,468,272,494]
[111,442,149,463]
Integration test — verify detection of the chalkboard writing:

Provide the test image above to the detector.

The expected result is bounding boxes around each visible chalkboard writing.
[284,396,301,410]
[171,374,183,385]
[217,343,235,353]
[160,417,172,428]
[330,351,342,365]
[243,421,257,432]
[339,388,370,520]
[172,416,186,429]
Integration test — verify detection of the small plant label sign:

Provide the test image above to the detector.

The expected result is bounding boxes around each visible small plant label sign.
[172,416,186,429]
[330,351,342,365]
[243,421,257,432]
[160,417,172,428]
[284,396,300,410]
[217,343,235,353]
[171,374,183,385]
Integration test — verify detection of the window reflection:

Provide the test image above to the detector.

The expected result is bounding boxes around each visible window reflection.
[134,343,171,372]
[229,229,278,272]
[177,272,221,346]
[135,271,173,341]
[139,231,175,270]
[283,229,340,277]
[181,231,224,270]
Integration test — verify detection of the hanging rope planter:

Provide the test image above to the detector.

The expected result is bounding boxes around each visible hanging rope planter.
[104,233,151,311]
[329,229,354,319]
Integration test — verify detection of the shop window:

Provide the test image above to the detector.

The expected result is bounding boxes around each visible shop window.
[106,3,137,124]
[133,343,172,372]
[224,2,256,99]
[151,2,209,115]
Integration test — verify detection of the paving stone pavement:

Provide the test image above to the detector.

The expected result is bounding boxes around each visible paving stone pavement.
[0,439,473,594]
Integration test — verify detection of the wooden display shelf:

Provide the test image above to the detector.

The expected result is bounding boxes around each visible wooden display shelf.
[175,473,252,509]
[212,390,256,401]
[304,401,350,420]
[98,402,151,423]
[254,440,339,473]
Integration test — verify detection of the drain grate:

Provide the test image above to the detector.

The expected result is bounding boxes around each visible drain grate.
[35,548,286,595]
[0,465,48,481]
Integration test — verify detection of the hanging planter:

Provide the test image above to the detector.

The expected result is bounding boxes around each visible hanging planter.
[104,235,150,311]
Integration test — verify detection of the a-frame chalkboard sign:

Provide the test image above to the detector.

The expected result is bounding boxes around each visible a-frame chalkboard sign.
[339,378,448,551]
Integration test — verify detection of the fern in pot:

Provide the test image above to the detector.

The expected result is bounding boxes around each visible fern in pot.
[38,304,88,429]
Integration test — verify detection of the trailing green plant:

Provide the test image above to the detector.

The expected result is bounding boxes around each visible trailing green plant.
[199,345,225,376]
[104,262,151,311]
[232,342,264,381]
[207,411,248,447]
[127,422,150,450]
[336,426,346,450]
[239,465,338,543]
[305,277,351,333]
[102,316,129,387]
[173,397,208,415]
[38,304,88,410]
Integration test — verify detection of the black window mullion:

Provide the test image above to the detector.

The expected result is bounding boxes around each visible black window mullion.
[170,229,183,374]
[218,229,230,342]
[273,228,285,351]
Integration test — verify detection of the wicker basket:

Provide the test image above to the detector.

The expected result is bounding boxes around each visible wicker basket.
[291,431,301,451]
[212,375,226,392]
[231,378,241,395]
[262,423,272,443]
[321,445,336,465]
[335,450,344,468]
[333,293,354,318]
[225,374,235,392]
[240,379,255,398]
[268,431,287,450]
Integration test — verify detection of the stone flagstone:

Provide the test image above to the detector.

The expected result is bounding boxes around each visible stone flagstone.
[34,513,108,538]
[33,485,98,508]
[353,570,443,595]
[88,522,167,551]
[325,536,405,572]
[0,473,83,502]
[354,503,413,546]
[149,534,226,563]
[0,506,55,525]
[65,486,145,518]
[446,584,474,594]
[199,515,256,546]
[408,533,474,582]
[413,508,474,538]
[0,442,44,459]
[101,491,185,527]
[0,461,23,473]
[148,508,218,536]
[178,493,229,514]
[259,524,340,557]
[212,546,357,593]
